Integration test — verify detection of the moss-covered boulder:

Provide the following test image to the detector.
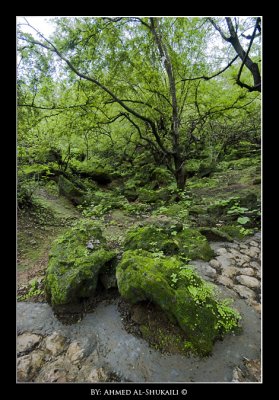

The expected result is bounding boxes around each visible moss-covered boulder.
[71,163,112,184]
[116,250,241,355]
[45,220,116,307]
[137,188,172,203]
[124,222,214,261]
[58,175,85,205]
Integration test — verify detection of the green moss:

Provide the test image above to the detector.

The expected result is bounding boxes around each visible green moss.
[124,223,214,261]
[116,250,241,355]
[45,219,116,306]
[219,224,254,239]
[137,188,172,203]
[198,227,233,242]
[58,175,85,205]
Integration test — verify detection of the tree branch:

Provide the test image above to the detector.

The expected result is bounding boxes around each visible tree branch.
[19,25,159,128]
[180,55,238,82]
[236,17,261,90]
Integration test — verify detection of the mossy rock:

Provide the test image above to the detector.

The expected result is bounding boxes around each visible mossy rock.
[58,175,85,205]
[123,187,138,202]
[116,250,241,355]
[45,219,116,307]
[198,227,233,242]
[71,163,112,184]
[239,193,258,209]
[189,205,207,216]
[124,222,214,261]
[218,224,254,239]
[137,188,172,203]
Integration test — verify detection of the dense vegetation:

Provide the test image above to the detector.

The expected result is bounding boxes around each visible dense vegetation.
[17,17,261,356]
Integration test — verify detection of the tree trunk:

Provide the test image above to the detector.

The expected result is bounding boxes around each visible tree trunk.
[176,170,186,190]
[174,158,186,190]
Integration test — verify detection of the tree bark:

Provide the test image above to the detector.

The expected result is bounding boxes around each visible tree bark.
[150,18,186,191]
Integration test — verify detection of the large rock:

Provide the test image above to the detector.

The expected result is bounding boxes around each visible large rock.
[45,220,116,306]
[124,222,214,261]
[58,175,85,205]
[116,250,240,355]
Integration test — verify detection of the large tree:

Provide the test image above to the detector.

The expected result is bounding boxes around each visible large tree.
[17,17,261,190]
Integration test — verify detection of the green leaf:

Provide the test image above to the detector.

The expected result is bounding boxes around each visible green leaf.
[237,216,250,225]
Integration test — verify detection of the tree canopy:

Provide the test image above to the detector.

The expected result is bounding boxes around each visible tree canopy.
[17,16,261,190]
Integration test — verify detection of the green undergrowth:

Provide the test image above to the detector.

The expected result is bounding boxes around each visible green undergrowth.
[124,222,214,261]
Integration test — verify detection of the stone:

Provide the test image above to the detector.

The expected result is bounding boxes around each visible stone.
[17,333,42,354]
[250,261,261,270]
[99,270,117,289]
[87,368,108,382]
[236,275,260,289]
[234,285,255,300]
[221,266,239,279]
[45,219,116,306]
[58,175,85,205]
[209,259,221,270]
[239,248,258,259]
[239,268,255,277]
[124,222,214,261]
[255,270,261,280]
[17,355,32,382]
[251,302,261,314]
[249,241,259,247]
[249,246,260,258]
[215,248,227,256]
[216,276,234,288]
[226,248,241,258]
[65,336,96,365]
[116,249,240,355]
[17,350,45,382]
[193,264,217,279]
[232,359,261,382]
[215,255,233,269]
[234,254,251,267]
[44,332,68,356]
[36,356,68,382]
[66,341,86,364]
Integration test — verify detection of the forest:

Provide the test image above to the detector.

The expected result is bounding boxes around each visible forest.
[17,17,261,383]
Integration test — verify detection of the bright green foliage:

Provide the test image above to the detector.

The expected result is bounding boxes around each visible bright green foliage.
[124,222,214,261]
[45,219,116,306]
[116,250,241,355]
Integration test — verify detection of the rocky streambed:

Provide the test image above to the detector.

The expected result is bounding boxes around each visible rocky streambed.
[17,233,261,383]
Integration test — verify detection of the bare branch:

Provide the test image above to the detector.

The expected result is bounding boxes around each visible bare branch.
[236,18,261,88]
[207,18,230,41]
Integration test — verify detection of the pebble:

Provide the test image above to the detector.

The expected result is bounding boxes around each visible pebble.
[17,333,42,354]
[215,248,227,256]
[43,332,68,356]
[221,266,239,279]
[239,268,255,277]
[209,259,221,270]
[234,285,255,300]
[236,275,260,289]
[216,275,234,288]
